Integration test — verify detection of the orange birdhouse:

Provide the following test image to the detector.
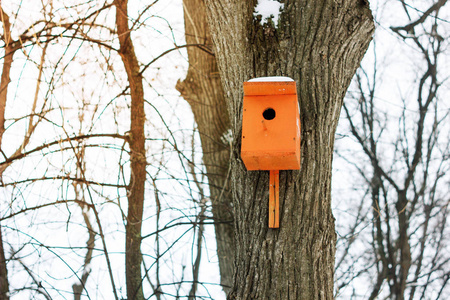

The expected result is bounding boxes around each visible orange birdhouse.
[241,77,301,228]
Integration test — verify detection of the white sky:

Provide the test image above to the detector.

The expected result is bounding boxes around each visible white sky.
[253,0,284,26]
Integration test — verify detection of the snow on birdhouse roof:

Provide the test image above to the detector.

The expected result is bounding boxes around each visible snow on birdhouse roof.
[247,76,294,82]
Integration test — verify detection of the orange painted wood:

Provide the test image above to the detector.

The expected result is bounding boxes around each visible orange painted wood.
[269,170,279,228]
[241,79,301,229]
[241,81,301,171]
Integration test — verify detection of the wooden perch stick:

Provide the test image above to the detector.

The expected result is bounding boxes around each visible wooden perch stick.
[269,170,279,228]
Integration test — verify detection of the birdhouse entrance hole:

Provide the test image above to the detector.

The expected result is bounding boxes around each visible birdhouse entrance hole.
[263,108,276,120]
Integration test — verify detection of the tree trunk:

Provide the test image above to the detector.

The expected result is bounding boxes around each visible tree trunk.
[0,227,8,300]
[0,6,15,299]
[0,6,15,149]
[115,1,146,299]
[176,0,234,294]
[204,1,374,299]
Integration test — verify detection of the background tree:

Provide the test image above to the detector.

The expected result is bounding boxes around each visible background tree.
[176,0,234,294]
[0,3,54,298]
[0,1,220,299]
[334,0,450,299]
[115,0,147,298]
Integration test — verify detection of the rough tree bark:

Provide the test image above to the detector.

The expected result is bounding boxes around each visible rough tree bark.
[203,1,374,299]
[176,0,234,294]
[115,1,146,299]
